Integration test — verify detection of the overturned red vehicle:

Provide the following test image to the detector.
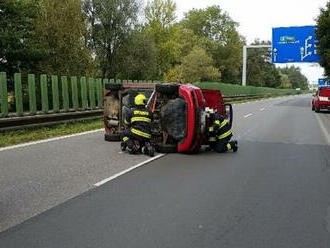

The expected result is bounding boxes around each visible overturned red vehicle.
[103,83,233,153]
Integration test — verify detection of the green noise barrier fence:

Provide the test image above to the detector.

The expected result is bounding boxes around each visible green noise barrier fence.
[0,72,306,119]
[0,72,124,118]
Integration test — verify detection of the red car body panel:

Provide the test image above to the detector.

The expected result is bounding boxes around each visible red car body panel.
[103,83,231,153]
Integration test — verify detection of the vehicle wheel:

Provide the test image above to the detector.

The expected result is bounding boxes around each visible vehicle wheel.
[312,105,315,111]
[156,84,179,95]
[315,107,320,113]
[148,146,155,157]
[105,83,123,91]
[155,143,177,153]
[105,133,121,142]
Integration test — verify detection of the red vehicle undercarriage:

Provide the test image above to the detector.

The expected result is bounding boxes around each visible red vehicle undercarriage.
[103,83,233,153]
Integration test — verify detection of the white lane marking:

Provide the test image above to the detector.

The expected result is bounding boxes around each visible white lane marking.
[260,108,265,111]
[94,154,165,187]
[315,114,330,145]
[244,113,253,118]
[0,129,104,152]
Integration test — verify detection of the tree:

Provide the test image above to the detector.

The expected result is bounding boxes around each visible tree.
[83,0,139,78]
[278,72,292,89]
[0,0,43,77]
[116,30,158,80]
[278,66,308,89]
[316,2,330,79]
[181,6,244,83]
[165,47,219,83]
[144,0,180,79]
[35,0,93,75]
[246,40,281,88]
[145,0,176,28]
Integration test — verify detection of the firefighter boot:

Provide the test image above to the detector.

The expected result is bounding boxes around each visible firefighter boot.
[142,142,155,157]
[121,142,127,151]
[230,140,238,152]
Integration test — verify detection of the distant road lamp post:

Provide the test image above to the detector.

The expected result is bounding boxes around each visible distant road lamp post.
[242,45,272,86]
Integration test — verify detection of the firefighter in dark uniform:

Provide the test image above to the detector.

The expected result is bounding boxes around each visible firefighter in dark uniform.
[207,111,238,153]
[121,93,154,156]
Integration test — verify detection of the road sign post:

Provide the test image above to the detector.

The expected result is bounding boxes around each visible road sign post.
[242,45,271,86]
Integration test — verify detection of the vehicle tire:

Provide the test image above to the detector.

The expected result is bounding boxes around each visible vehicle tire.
[155,143,177,153]
[315,107,320,113]
[156,84,179,95]
[105,83,123,91]
[312,105,315,111]
[105,133,121,142]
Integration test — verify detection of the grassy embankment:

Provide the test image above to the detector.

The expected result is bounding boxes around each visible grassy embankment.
[0,119,103,148]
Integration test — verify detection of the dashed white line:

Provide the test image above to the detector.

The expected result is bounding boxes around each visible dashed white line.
[94,154,165,187]
[244,113,253,118]
[0,129,104,152]
[260,108,265,111]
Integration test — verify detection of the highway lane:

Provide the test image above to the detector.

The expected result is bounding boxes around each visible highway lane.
[1,95,330,247]
[0,130,152,232]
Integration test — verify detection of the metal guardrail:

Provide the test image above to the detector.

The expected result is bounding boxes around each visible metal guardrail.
[0,109,103,132]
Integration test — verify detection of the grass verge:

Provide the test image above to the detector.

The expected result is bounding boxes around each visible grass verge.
[0,119,103,148]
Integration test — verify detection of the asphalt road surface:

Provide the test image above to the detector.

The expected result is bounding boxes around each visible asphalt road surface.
[0,95,330,247]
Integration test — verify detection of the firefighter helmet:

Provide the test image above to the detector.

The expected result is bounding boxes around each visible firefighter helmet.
[134,93,147,106]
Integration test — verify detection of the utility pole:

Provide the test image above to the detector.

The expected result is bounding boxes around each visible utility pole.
[242,45,272,86]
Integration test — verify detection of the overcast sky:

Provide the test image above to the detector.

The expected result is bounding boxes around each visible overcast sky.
[144,0,328,84]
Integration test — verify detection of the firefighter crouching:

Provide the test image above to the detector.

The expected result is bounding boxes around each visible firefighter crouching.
[206,109,238,153]
[121,93,155,157]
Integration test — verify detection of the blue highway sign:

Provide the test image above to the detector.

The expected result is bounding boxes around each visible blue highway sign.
[272,26,320,63]
[318,78,330,86]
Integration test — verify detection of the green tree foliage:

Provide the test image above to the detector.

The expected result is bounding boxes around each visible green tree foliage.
[278,66,308,90]
[247,40,281,88]
[0,0,43,77]
[116,30,158,80]
[144,0,181,79]
[35,0,93,75]
[316,2,330,79]
[181,6,244,83]
[145,0,176,28]
[278,73,292,89]
[83,0,139,78]
[165,47,219,83]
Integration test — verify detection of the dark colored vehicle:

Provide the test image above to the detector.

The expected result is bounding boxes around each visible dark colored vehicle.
[312,86,330,112]
[103,83,233,153]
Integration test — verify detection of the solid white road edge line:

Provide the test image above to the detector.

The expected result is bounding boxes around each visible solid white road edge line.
[0,129,104,152]
[315,114,330,146]
[244,113,253,118]
[94,154,165,187]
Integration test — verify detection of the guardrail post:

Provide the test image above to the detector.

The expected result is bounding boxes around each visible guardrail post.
[0,72,8,117]
[14,73,23,116]
[61,76,69,111]
[40,74,49,113]
[88,77,95,109]
[51,75,59,112]
[80,77,88,110]
[96,78,102,108]
[71,76,79,110]
[28,74,37,115]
